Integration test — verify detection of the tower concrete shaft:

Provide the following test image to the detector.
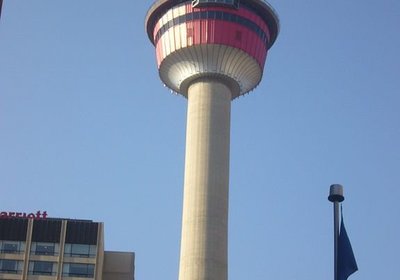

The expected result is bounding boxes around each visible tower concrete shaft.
[179,78,231,280]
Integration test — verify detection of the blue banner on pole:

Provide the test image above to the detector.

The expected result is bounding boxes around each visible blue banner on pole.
[338,211,358,280]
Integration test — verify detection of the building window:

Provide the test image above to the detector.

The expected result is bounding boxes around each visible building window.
[63,263,95,278]
[29,261,57,276]
[64,244,97,258]
[0,241,25,254]
[0,259,23,274]
[31,242,58,256]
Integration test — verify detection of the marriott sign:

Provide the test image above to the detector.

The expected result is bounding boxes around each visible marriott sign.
[0,210,48,219]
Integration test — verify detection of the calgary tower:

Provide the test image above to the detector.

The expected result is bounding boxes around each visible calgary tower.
[145,1,279,279]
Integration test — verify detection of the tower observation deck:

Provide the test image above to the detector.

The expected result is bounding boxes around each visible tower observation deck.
[145,1,279,279]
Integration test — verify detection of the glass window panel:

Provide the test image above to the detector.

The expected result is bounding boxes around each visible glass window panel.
[70,264,83,275]
[0,241,25,254]
[87,264,95,277]
[30,261,55,275]
[32,242,57,256]
[71,244,89,257]
[2,243,17,253]
[63,263,95,278]
[36,244,54,255]
[89,245,97,256]
[1,260,17,271]
[64,244,96,257]
[0,259,21,274]
[64,243,71,255]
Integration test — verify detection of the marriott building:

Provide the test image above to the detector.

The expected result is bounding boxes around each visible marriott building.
[0,217,134,280]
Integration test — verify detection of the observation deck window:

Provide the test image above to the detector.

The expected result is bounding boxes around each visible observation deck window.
[192,0,240,9]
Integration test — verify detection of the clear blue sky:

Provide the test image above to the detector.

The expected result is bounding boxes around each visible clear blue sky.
[1,1,399,279]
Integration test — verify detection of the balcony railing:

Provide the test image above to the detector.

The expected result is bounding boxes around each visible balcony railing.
[29,270,57,276]
[0,249,24,254]
[64,252,96,258]
[62,272,94,278]
[0,269,23,274]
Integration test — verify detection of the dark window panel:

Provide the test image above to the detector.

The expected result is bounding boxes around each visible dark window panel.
[32,220,62,243]
[65,221,98,245]
[0,219,28,241]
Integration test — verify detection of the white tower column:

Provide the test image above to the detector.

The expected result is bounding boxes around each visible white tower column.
[178,78,232,280]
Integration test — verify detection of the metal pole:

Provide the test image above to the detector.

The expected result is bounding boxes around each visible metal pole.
[333,201,339,280]
[0,0,3,19]
[328,184,345,280]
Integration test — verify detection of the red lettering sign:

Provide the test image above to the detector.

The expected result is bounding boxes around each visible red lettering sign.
[0,211,48,219]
